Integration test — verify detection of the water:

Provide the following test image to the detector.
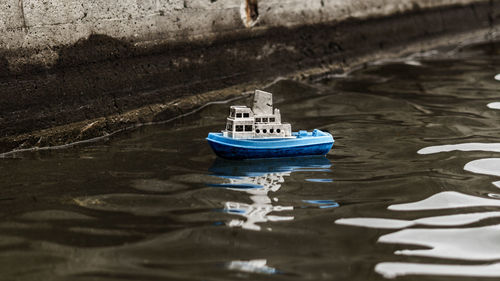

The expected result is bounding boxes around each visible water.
[1,40,500,280]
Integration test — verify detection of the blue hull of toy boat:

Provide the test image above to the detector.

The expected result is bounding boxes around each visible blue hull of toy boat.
[206,130,334,159]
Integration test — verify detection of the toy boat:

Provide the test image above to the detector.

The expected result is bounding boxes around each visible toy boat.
[206,90,334,159]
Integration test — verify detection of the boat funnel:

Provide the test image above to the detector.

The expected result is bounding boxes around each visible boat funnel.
[252,90,273,115]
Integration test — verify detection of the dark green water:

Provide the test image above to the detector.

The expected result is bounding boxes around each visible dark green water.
[1,41,500,280]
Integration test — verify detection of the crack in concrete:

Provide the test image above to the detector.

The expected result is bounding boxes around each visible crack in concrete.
[18,0,27,33]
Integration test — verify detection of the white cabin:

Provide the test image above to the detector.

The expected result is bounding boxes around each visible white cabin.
[223,90,292,139]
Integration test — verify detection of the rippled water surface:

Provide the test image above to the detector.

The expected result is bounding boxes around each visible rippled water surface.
[1,41,500,280]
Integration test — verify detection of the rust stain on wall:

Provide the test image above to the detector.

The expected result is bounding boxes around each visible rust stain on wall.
[246,0,259,22]
[243,0,259,27]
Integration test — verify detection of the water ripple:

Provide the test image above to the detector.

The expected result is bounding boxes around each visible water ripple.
[337,211,500,229]
[376,262,500,279]
[464,158,500,176]
[487,102,500,109]
[336,68,500,279]
[418,143,500,154]
[388,191,500,211]
[379,224,500,260]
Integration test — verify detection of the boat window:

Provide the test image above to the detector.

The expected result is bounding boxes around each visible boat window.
[262,118,268,122]
[243,113,250,118]
[263,129,267,133]
[270,128,274,133]
[236,113,242,118]
[245,125,252,131]
[270,118,275,122]
[235,125,243,132]
[230,110,235,117]
[227,123,232,130]
[255,118,261,122]
[256,129,260,133]
[277,129,281,133]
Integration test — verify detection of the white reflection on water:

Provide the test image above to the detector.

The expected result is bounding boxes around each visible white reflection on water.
[337,190,500,278]
[336,218,413,229]
[389,191,500,210]
[464,158,500,176]
[418,143,500,154]
[336,211,500,229]
[379,224,500,260]
[376,262,500,279]
[227,259,277,274]
[487,102,500,109]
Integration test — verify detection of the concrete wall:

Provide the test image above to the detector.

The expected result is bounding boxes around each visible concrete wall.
[0,0,492,72]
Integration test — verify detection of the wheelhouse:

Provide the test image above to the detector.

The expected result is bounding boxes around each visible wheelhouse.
[223,90,292,139]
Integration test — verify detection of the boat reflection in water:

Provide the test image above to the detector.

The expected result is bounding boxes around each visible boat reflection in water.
[226,259,277,275]
[209,156,333,231]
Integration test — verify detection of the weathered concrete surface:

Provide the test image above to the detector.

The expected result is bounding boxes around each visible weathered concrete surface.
[0,0,494,70]
[0,0,499,153]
